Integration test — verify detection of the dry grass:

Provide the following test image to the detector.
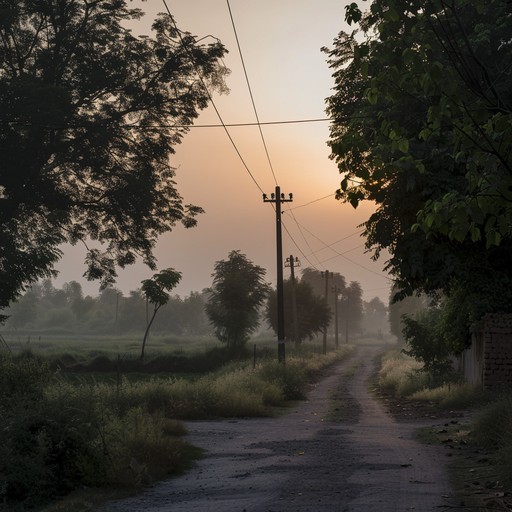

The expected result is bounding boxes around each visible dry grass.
[378,350,427,396]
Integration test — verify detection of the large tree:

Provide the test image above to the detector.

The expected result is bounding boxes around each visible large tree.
[325,0,512,345]
[266,278,331,344]
[206,251,270,354]
[0,0,228,320]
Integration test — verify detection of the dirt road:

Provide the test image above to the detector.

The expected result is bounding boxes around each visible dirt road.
[101,345,457,511]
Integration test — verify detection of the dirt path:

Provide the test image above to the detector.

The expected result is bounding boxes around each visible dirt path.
[100,345,457,511]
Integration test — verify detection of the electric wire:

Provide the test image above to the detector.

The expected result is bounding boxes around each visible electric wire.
[161,0,265,194]
[289,219,391,280]
[226,0,278,186]
[162,1,391,285]
[281,219,319,270]
[317,243,366,265]
[304,229,365,257]
[284,207,325,269]
[288,193,334,211]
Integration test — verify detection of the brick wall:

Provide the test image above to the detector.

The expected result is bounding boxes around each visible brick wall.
[482,313,512,390]
[456,314,512,389]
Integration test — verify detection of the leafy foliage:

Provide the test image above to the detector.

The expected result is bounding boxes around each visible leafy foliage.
[324,0,512,343]
[265,278,331,343]
[388,286,429,343]
[401,309,454,382]
[0,0,229,319]
[300,269,365,337]
[206,251,270,354]
[140,268,182,359]
[0,353,198,510]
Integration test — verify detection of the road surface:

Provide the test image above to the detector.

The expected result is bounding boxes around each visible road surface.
[100,344,456,511]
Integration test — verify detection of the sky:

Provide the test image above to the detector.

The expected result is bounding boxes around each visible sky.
[54,0,393,304]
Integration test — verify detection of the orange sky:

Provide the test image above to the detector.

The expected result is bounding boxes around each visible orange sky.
[55,0,392,303]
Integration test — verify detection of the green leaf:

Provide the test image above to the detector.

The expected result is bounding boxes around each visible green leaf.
[366,87,378,105]
[470,225,481,242]
[398,138,409,154]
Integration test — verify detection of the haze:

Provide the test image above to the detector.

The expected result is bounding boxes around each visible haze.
[54,0,392,303]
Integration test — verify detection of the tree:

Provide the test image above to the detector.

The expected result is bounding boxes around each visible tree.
[301,267,346,331]
[343,281,364,337]
[266,279,331,344]
[388,286,429,344]
[206,251,270,354]
[324,0,512,343]
[140,268,182,360]
[0,0,229,321]
[362,296,388,336]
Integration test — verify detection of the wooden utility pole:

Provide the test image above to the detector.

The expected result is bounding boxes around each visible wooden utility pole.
[285,255,301,346]
[345,294,350,344]
[320,270,331,354]
[263,186,293,364]
[333,284,340,349]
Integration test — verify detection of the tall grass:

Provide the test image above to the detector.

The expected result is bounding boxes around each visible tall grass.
[409,382,487,409]
[378,350,428,396]
[472,395,512,488]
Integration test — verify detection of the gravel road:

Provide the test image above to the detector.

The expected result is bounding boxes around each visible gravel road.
[100,344,457,511]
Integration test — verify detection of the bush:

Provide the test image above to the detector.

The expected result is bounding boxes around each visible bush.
[378,351,427,396]
[401,309,454,384]
[0,357,197,510]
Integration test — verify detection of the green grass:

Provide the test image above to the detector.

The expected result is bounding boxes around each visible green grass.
[2,332,224,359]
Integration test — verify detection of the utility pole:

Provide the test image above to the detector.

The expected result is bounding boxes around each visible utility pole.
[320,270,331,354]
[285,255,301,346]
[263,186,293,364]
[332,284,340,349]
[345,294,350,344]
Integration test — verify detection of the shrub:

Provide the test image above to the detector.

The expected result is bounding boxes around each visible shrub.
[378,351,427,396]
[401,309,454,384]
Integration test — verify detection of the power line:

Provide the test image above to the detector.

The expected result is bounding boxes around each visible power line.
[226,0,278,185]
[0,117,330,131]
[161,0,265,194]
[281,218,319,270]
[288,193,334,211]
[287,219,391,280]
[305,229,365,257]
[317,243,366,265]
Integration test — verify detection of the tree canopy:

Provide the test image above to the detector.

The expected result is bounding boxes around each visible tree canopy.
[266,278,331,344]
[324,0,512,342]
[206,251,270,353]
[0,0,229,320]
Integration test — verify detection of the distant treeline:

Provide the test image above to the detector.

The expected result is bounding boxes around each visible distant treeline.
[3,280,211,336]
[4,277,390,339]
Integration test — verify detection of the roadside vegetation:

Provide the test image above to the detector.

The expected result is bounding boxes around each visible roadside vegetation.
[0,340,351,511]
[376,348,512,508]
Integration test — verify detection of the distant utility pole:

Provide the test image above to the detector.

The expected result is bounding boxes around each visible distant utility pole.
[263,186,293,364]
[285,255,301,346]
[332,284,340,349]
[345,294,350,344]
[320,270,331,354]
